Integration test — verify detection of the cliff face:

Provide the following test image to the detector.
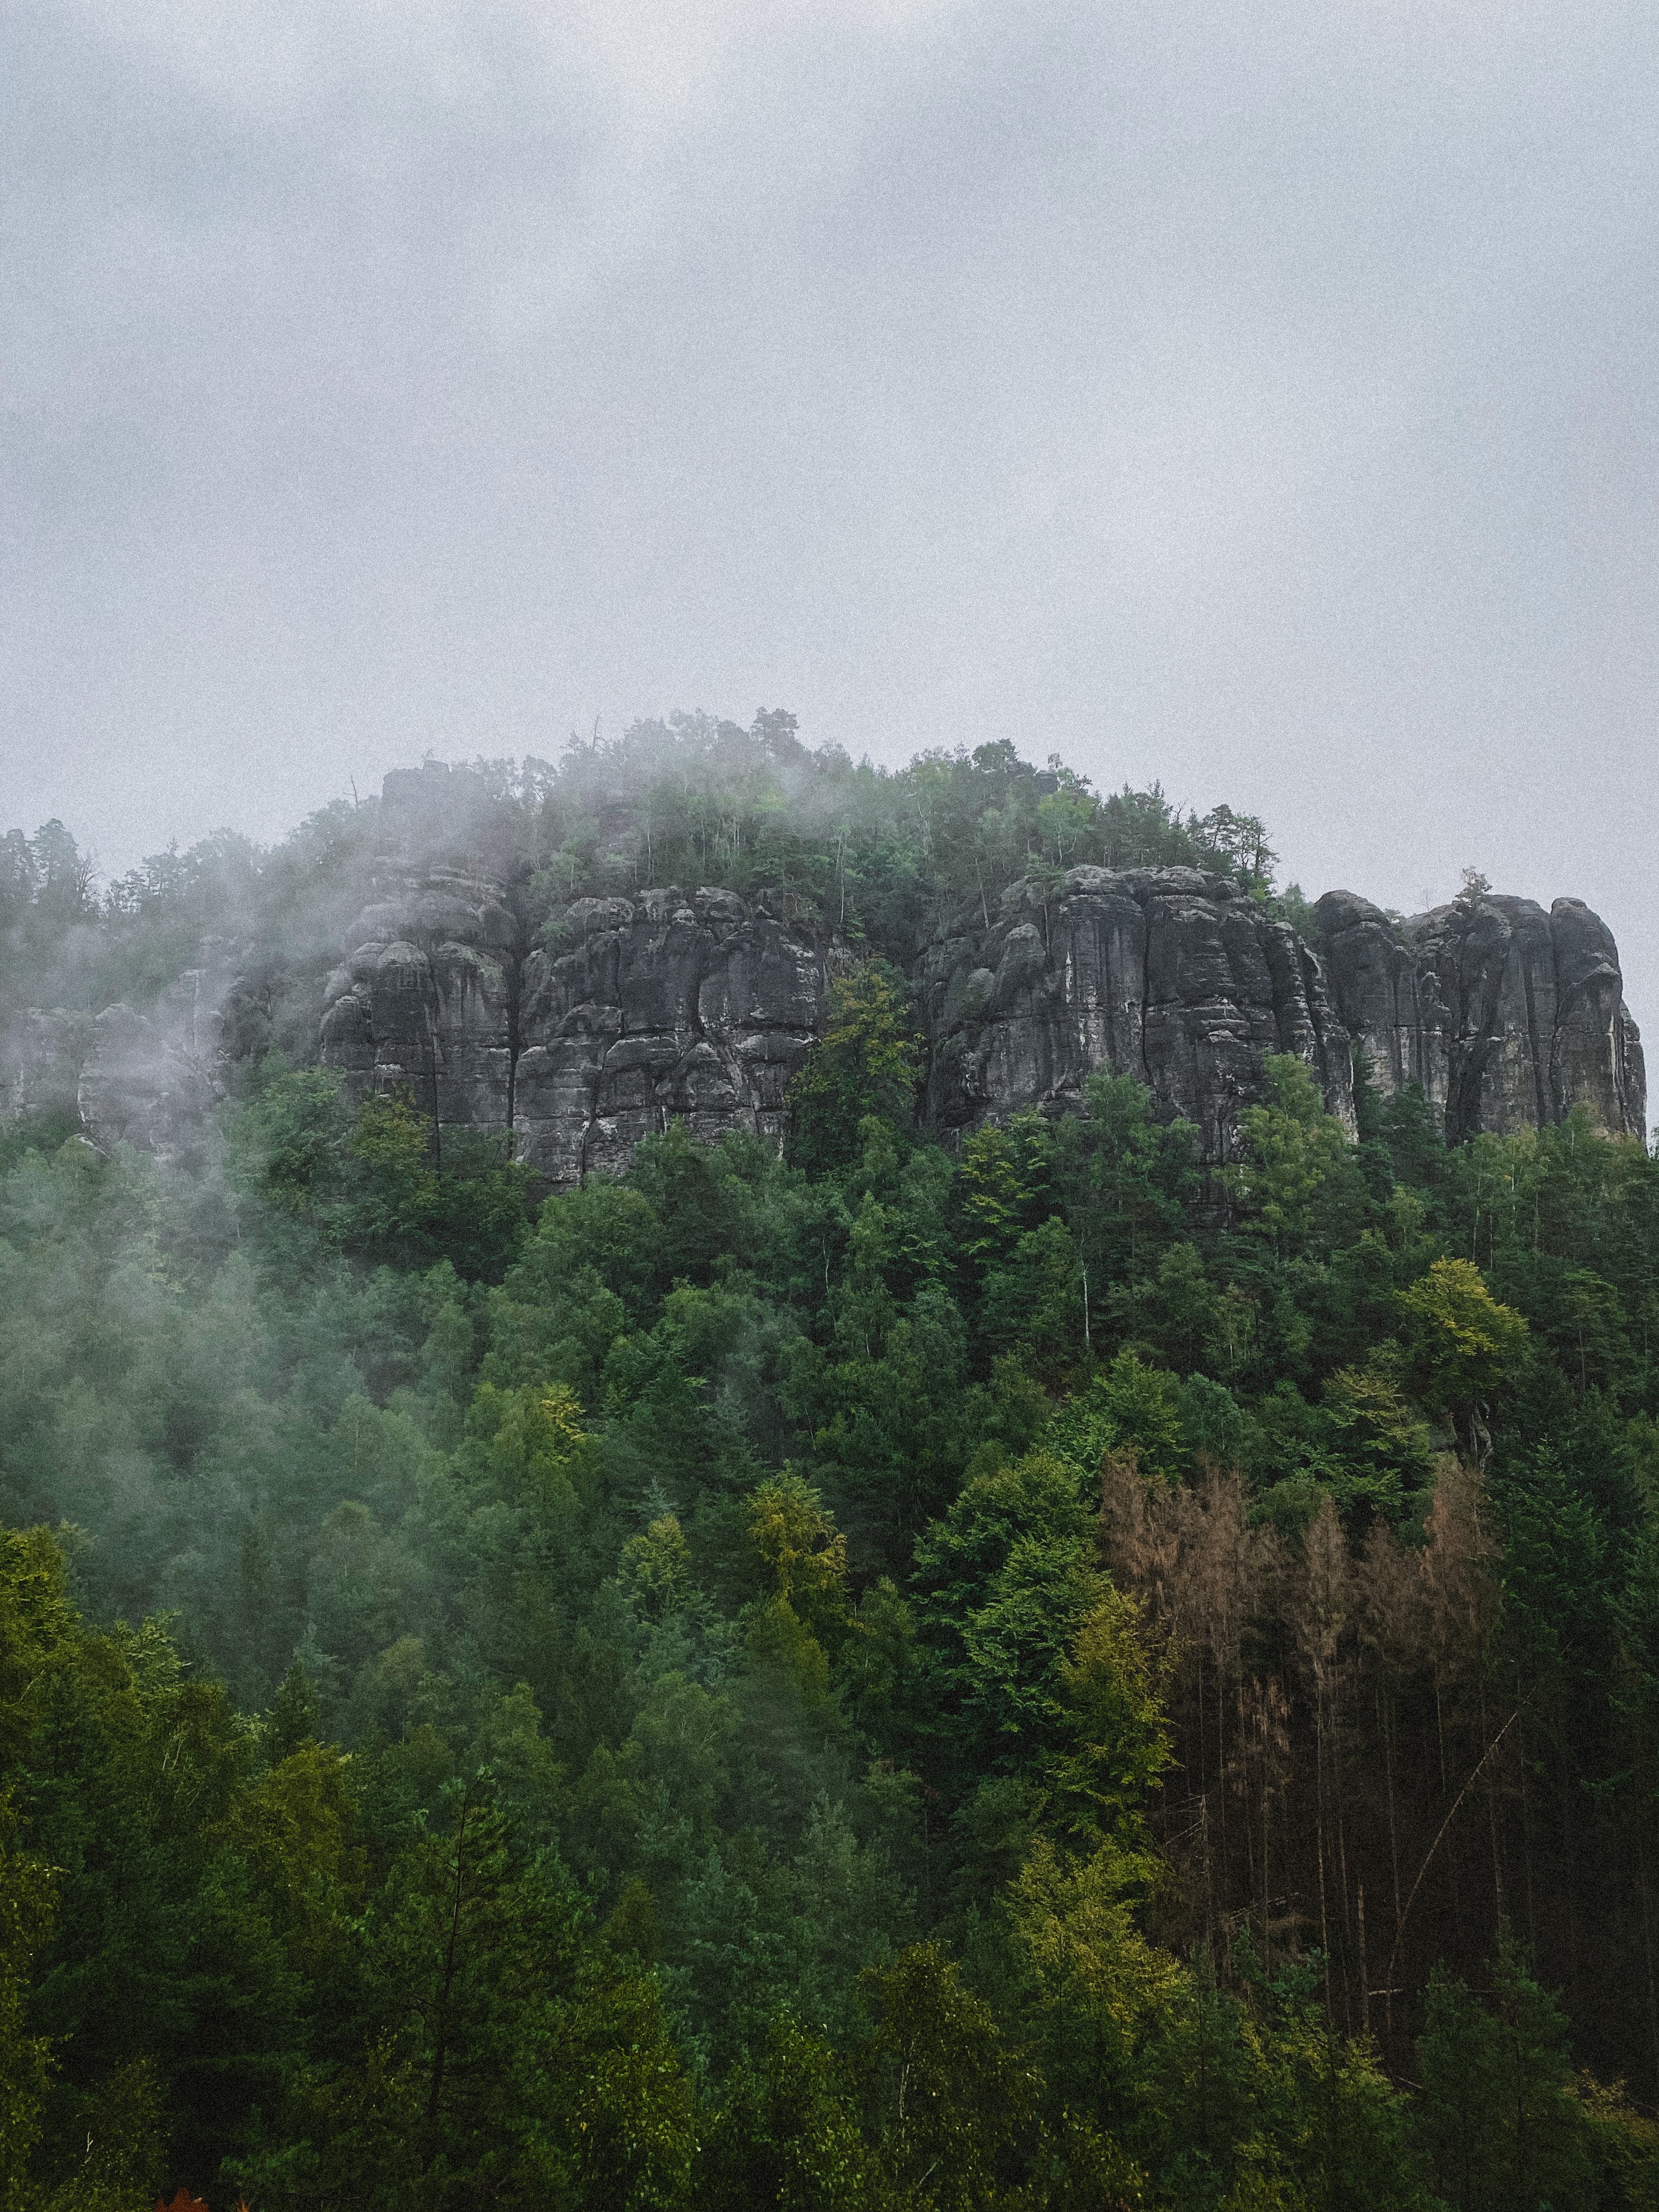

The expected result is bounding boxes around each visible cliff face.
[312,861,1365,1181]
[318,874,827,1185]
[318,868,521,1136]
[919,866,1356,1156]
[1316,890,1646,1143]
[7,853,1645,1172]
[309,859,1645,1180]
[5,961,232,1161]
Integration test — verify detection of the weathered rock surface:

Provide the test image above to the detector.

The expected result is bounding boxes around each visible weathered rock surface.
[4,1007,94,1121]
[319,866,521,1135]
[319,876,829,1185]
[76,1001,225,1157]
[317,861,1370,1180]
[8,848,1645,1175]
[1316,890,1646,1143]
[920,867,1357,1156]
[514,888,827,1184]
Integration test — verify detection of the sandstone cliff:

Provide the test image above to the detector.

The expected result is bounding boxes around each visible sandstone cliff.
[918,866,1356,1156]
[5,957,233,1161]
[1316,889,1646,1143]
[313,860,1359,1183]
[317,874,828,1185]
[7,853,1645,1173]
[304,859,1643,1183]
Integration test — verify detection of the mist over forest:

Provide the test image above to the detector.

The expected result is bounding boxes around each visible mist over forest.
[2,720,1657,2210]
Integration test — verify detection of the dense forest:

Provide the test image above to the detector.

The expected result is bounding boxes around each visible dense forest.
[0,712,1294,1059]
[2,721,1657,2209]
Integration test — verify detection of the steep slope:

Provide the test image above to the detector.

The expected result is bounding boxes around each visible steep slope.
[1316,889,1646,1143]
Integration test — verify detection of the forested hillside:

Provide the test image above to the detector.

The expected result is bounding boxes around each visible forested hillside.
[2,731,1657,2208]
[0,713,1285,1064]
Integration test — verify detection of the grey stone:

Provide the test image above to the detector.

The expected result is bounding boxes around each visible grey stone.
[8,842,1644,1176]
[922,867,1356,1159]
[1316,889,1646,1142]
[507,887,826,1185]
[3,1006,95,1120]
[317,877,828,1187]
[76,998,225,1159]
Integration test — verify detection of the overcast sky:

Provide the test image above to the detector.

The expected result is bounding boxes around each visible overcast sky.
[4,0,1657,1057]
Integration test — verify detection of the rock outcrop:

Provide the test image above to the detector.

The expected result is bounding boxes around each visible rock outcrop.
[267,864,1659,1177]
[319,867,521,1135]
[919,867,1356,1156]
[1315,890,1646,1143]
[515,889,827,1184]
[4,1007,94,1122]
[76,999,225,1157]
[319,875,828,1186]
[4,961,231,1160]
[9,845,1645,1177]
[314,861,1372,1183]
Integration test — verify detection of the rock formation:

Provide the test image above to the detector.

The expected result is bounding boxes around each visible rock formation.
[4,961,231,1160]
[1315,890,1646,1143]
[7,841,1646,1176]
[919,867,1356,1158]
[313,861,1365,1182]
[5,1007,93,1122]
[319,867,520,1136]
[310,859,1645,1182]
[319,875,828,1185]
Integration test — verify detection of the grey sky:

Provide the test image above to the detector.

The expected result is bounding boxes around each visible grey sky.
[5,0,1658,1066]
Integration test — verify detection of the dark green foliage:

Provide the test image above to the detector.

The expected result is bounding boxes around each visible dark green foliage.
[234,1070,533,1281]
[786,966,921,1175]
[3,733,1659,2204]
[1053,1073,1199,1285]
[0,1814,55,2212]
[1413,1931,1601,2211]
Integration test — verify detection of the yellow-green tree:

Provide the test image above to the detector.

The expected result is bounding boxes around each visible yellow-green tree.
[749,1474,851,1648]
[787,967,921,1173]
[859,1943,1030,2211]
[1223,1057,1364,1255]
[1399,1257,1529,1425]
[745,1475,853,1714]
[1043,1589,1172,1845]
